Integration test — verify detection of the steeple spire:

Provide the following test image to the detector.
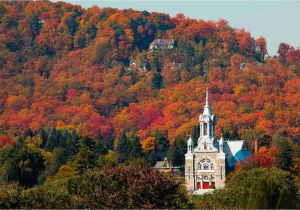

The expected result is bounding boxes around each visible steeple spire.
[205,88,209,106]
[203,89,212,116]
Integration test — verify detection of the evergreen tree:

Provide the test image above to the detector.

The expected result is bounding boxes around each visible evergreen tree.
[230,128,240,140]
[191,124,200,146]
[273,135,293,171]
[64,129,80,158]
[127,134,142,160]
[167,137,187,166]
[152,71,163,89]
[40,129,48,148]
[115,133,142,162]
[115,133,131,162]
[74,137,107,173]
[154,130,169,160]
[74,146,97,173]
[45,127,60,151]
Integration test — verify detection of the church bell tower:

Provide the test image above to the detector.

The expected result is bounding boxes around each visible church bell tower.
[196,89,217,152]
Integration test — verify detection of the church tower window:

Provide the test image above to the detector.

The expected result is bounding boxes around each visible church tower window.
[203,123,208,136]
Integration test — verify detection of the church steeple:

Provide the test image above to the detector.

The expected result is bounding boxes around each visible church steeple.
[203,89,212,116]
[196,89,217,152]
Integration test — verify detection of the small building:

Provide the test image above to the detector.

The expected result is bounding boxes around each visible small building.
[154,157,184,175]
[149,39,174,51]
[128,59,148,71]
[185,90,250,195]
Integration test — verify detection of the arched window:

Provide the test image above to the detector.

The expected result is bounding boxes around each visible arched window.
[203,163,209,170]
[203,123,208,135]
[197,158,214,170]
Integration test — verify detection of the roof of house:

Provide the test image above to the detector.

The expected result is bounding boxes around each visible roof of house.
[150,39,174,47]
[154,161,165,168]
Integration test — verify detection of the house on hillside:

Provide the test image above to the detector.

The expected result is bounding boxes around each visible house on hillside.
[128,59,149,71]
[149,39,174,51]
[185,90,251,195]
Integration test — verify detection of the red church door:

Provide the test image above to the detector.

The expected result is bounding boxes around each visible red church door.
[197,182,201,189]
[203,182,209,189]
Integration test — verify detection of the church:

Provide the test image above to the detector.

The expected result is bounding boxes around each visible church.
[185,90,250,194]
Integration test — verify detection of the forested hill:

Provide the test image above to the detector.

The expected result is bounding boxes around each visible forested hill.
[0,0,299,149]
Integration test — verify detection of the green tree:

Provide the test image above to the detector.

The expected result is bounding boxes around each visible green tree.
[191,124,200,146]
[45,127,60,151]
[153,130,169,161]
[97,150,118,168]
[273,135,293,171]
[38,148,67,184]
[0,145,45,187]
[74,137,107,173]
[115,133,142,163]
[74,146,97,173]
[115,133,131,162]
[167,137,187,166]
[127,133,143,160]
[152,71,163,89]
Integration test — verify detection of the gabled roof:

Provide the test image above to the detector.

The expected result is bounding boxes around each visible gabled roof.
[225,140,245,157]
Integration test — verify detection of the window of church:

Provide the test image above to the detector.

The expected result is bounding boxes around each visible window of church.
[203,164,209,170]
[198,158,214,170]
[203,123,207,135]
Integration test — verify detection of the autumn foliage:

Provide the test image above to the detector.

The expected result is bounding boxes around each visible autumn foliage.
[0,1,299,150]
[0,135,15,149]
[236,146,279,171]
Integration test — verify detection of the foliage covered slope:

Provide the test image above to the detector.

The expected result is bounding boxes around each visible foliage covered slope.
[0,1,299,150]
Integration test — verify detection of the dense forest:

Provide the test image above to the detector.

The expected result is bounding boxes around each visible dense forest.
[0,1,299,208]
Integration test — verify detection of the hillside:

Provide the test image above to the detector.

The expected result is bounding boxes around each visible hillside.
[0,0,299,148]
[0,1,300,208]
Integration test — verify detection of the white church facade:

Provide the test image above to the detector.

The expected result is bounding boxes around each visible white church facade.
[185,90,250,194]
